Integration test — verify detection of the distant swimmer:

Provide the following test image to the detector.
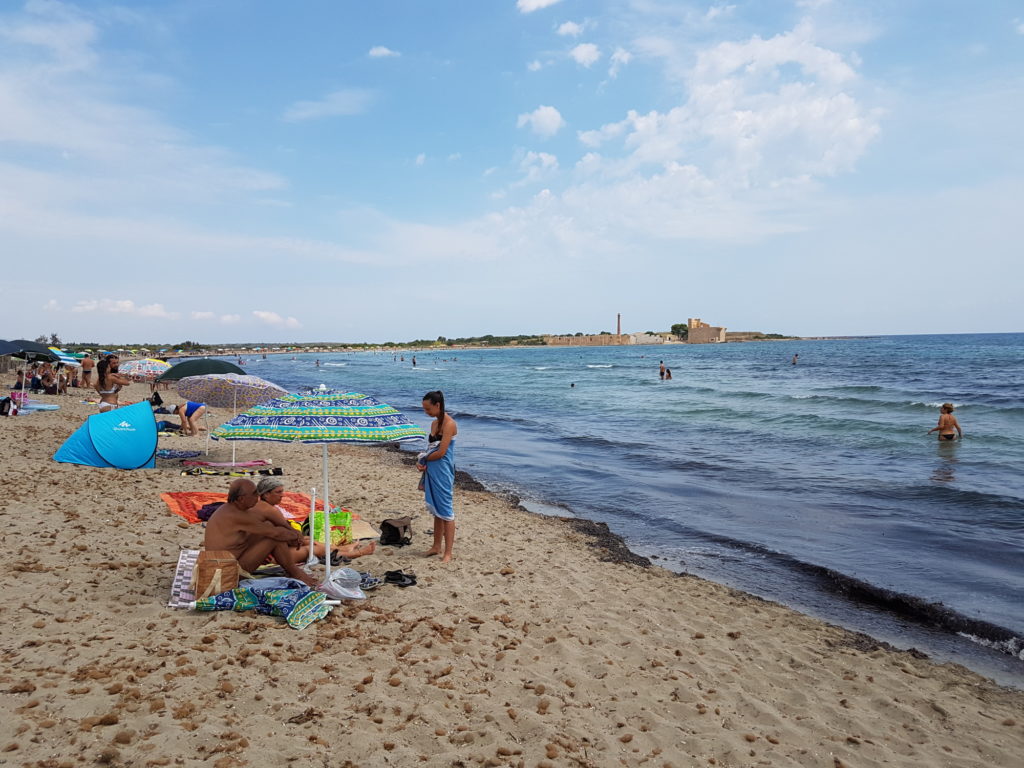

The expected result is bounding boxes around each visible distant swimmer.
[928,403,963,441]
[659,360,666,380]
[315,359,320,367]
[791,354,799,365]
[570,382,575,388]
[412,356,417,367]
[665,368,672,380]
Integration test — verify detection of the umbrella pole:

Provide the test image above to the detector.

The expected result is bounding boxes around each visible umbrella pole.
[231,390,237,464]
[321,444,331,586]
[306,487,318,568]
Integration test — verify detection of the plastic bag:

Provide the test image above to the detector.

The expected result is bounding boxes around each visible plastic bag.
[303,506,353,546]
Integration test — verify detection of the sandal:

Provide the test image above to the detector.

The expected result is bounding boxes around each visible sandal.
[383,570,417,588]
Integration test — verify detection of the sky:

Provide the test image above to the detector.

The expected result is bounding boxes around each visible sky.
[1,0,1022,344]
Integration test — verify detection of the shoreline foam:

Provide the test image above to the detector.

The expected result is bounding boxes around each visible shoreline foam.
[1,385,1022,767]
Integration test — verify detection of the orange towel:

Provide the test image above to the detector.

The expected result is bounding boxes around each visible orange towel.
[161,491,323,524]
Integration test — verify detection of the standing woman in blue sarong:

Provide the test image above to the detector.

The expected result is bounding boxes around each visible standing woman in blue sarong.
[418,390,458,562]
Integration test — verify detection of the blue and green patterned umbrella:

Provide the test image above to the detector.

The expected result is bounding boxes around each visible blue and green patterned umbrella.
[210,390,426,444]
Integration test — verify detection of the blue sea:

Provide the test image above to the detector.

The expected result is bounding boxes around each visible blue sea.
[222,334,1024,686]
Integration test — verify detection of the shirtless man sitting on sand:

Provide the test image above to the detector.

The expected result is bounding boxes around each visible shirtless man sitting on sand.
[203,479,319,587]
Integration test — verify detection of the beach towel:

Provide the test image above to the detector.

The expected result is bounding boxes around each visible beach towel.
[180,466,283,477]
[156,449,203,459]
[161,491,322,525]
[421,440,456,521]
[192,586,330,630]
[182,459,272,467]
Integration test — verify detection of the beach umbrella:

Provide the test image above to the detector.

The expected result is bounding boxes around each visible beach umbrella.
[0,339,21,357]
[176,373,287,412]
[7,341,59,401]
[48,347,81,367]
[156,358,244,382]
[9,340,59,361]
[120,358,172,382]
[176,373,288,462]
[210,389,425,586]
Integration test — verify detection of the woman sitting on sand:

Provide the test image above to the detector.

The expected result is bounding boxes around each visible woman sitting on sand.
[418,390,458,563]
[254,478,376,564]
[95,356,130,412]
[928,403,963,441]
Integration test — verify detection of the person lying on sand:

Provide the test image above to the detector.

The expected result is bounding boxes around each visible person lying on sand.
[204,479,319,587]
[253,478,375,563]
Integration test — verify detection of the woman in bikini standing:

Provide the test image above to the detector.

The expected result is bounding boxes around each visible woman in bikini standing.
[928,403,963,441]
[95,355,131,412]
[418,390,458,562]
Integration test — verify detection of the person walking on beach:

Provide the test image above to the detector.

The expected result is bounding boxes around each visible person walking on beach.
[928,403,963,441]
[418,390,457,563]
[79,353,94,387]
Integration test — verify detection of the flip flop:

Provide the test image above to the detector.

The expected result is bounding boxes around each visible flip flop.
[330,551,351,567]
[383,570,417,588]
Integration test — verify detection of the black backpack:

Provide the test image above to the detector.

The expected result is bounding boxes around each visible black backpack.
[379,517,413,547]
[0,397,13,417]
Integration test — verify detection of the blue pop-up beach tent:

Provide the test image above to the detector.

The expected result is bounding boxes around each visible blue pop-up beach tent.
[53,401,157,469]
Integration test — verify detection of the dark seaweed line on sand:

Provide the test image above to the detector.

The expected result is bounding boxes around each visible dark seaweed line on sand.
[385,446,1022,662]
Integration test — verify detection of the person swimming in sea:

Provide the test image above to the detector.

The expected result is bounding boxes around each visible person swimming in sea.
[928,402,962,441]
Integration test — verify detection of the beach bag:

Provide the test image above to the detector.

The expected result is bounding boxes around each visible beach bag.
[0,397,16,417]
[192,550,240,599]
[302,507,353,546]
[379,516,413,547]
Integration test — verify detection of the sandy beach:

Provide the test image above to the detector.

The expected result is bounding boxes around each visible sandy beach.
[1,384,1022,768]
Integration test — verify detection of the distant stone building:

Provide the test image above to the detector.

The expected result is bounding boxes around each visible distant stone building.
[543,334,630,347]
[687,318,726,344]
[628,333,665,345]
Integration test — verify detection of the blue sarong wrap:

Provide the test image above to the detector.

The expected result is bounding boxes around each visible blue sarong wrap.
[422,440,455,521]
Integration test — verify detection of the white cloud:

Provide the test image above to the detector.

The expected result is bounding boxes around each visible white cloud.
[1015,18,1024,35]
[71,299,178,319]
[282,89,374,122]
[608,47,632,78]
[252,310,301,329]
[556,21,582,37]
[220,314,241,325]
[570,43,601,67]
[191,311,215,320]
[447,153,462,161]
[527,59,543,71]
[42,298,60,311]
[515,151,559,186]
[368,46,400,58]
[517,0,563,13]
[516,105,566,138]
[415,153,426,166]
[705,4,736,22]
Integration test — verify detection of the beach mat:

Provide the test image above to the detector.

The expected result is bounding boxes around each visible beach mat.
[168,549,199,608]
[180,466,283,477]
[161,491,323,525]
